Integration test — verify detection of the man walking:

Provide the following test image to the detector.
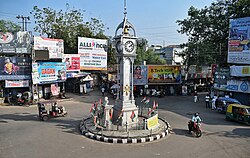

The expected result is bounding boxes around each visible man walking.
[205,94,210,108]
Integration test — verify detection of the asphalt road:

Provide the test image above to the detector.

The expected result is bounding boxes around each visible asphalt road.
[0,91,249,158]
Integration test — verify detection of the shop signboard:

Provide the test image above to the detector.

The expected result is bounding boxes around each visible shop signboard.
[147,65,181,84]
[37,62,66,83]
[228,17,250,64]
[214,67,230,85]
[226,80,250,93]
[78,37,107,70]
[0,31,32,54]
[34,36,64,59]
[230,66,250,77]
[5,80,29,88]
[133,65,148,85]
[63,54,80,71]
[0,57,31,80]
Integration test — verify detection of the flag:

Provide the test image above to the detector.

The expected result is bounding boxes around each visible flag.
[141,96,147,102]
[153,102,158,110]
[90,103,95,113]
[118,110,124,120]
[145,98,150,104]
[109,109,113,121]
[99,98,102,106]
[130,110,136,122]
[148,108,153,116]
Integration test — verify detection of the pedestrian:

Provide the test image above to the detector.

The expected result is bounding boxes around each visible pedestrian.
[212,95,217,110]
[205,94,210,108]
[101,87,105,96]
[194,91,198,103]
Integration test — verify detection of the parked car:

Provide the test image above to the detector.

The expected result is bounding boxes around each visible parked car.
[225,104,250,125]
[217,97,241,113]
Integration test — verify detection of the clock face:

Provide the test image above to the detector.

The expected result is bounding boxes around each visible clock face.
[124,40,135,53]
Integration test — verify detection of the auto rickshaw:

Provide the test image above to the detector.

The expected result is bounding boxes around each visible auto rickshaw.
[225,104,250,125]
[37,101,67,121]
[217,97,241,113]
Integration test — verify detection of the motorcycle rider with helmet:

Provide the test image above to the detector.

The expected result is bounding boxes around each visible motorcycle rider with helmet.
[188,112,202,133]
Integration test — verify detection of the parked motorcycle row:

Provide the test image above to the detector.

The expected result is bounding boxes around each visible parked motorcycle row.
[7,91,33,106]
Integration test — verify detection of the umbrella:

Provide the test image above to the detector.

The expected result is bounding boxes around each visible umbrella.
[111,84,119,89]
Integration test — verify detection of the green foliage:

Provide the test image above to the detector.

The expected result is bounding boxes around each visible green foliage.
[30,4,107,53]
[135,38,166,65]
[177,0,250,67]
[0,20,21,32]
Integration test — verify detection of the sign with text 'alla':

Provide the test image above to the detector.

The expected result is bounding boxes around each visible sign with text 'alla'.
[34,36,64,59]
[78,37,107,70]
[148,65,181,83]
[228,17,250,64]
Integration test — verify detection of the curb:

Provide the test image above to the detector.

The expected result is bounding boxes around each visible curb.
[79,117,171,144]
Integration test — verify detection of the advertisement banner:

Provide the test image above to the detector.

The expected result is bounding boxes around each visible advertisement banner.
[0,31,31,54]
[226,80,250,93]
[63,54,80,71]
[133,65,148,85]
[147,65,181,83]
[51,83,59,95]
[0,57,31,80]
[228,17,250,64]
[34,36,64,59]
[78,37,107,70]
[36,62,66,83]
[5,80,29,88]
[230,66,250,77]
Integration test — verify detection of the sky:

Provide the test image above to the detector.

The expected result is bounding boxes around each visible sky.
[0,0,216,46]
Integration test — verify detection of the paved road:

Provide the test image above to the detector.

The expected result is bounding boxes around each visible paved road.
[0,91,249,158]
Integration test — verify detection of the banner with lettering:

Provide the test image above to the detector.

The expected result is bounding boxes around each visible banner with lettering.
[147,65,181,83]
[36,62,66,83]
[78,37,107,70]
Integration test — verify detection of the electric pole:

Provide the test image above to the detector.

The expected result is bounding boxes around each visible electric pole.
[16,15,30,31]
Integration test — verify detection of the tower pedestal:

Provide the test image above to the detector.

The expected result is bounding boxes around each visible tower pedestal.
[112,100,138,130]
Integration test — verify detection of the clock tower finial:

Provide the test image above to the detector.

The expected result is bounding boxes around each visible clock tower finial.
[124,0,127,18]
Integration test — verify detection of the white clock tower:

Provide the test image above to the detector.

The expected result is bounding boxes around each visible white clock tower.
[112,0,139,128]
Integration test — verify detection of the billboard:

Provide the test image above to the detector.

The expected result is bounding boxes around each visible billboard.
[0,57,31,80]
[0,31,32,54]
[147,65,181,84]
[228,17,250,64]
[63,54,80,71]
[226,80,250,93]
[34,36,64,59]
[34,62,66,83]
[78,37,107,70]
[230,66,250,77]
[133,65,148,85]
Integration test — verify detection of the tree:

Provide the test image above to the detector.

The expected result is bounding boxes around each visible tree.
[177,0,250,68]
[31,4,107,53]
[0,20,21,32]
[135,38,166,65]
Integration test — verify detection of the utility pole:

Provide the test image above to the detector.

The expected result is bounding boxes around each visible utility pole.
[16,15,30,31]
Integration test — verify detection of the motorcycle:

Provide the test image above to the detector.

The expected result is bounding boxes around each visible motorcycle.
[188,120,202,137]
[151,89,165,97]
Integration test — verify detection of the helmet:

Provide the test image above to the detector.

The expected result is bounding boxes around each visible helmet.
[194,112,199,117]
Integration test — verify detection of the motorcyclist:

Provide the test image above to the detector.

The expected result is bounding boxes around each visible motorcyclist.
[189,112,202,133]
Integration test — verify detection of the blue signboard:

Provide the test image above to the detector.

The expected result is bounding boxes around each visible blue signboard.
[37,62,66,83]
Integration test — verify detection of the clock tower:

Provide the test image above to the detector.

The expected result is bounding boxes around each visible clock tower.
[112,0,138,128]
